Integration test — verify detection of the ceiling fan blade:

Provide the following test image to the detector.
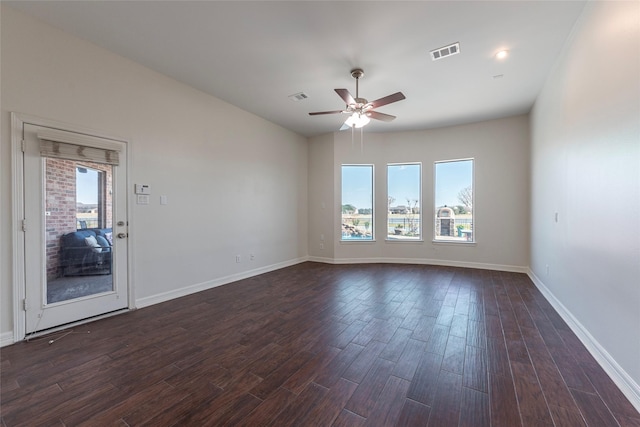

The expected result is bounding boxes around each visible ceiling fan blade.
[368,92,406,109]
[335,89,356,106]
[367,111,396,122]
[339,122,351,131]
[308,110,345,116]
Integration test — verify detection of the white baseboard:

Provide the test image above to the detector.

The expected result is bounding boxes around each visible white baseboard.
[0,331,15,348]
[136,256,309,309]
[308,256,528,273]
[307,256,336,264]
[527,269,640,412]
[137,255,526,310]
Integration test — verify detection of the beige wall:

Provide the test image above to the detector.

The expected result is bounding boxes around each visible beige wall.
[1,6,308,337]
[307,115,530,270]
[530,1,640,394]
[307,133,336,260]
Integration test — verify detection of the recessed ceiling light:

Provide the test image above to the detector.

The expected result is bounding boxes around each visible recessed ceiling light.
[495,50,509,60]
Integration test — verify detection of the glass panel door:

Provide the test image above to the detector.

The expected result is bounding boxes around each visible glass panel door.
[23,122,128,334]
[45,160,114,303]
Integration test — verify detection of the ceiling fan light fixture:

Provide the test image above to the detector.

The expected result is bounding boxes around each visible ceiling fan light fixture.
[309,68,405,132]
[345,112,370,128]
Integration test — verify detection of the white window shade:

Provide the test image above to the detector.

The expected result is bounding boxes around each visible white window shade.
[37,128,123,166]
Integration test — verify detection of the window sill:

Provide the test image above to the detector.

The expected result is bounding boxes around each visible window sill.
[385,238,424,243]
[340,239,376,244]
[432,239,477,246]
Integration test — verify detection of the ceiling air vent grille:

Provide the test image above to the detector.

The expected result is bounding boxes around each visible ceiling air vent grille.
[430,42,460,61]
[288,92,309,102]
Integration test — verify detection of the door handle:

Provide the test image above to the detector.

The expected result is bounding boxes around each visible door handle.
[117,233,127,239]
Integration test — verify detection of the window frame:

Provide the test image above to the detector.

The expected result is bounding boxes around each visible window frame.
[386,162,422,242]
[433,158,475,244]
[340,164,375,242]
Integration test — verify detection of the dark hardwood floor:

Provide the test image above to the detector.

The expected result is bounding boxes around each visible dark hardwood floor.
[1,262,638,426]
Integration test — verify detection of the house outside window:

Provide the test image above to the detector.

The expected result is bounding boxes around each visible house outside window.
[434,159,474,242]
[387,163,421,240]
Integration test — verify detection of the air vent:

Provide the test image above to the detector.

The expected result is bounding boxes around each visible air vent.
[430,42,460,61]
[288,92,309,102]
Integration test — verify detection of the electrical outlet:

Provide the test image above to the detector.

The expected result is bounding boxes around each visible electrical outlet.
[319,243,324,250]
[236,255,241,263]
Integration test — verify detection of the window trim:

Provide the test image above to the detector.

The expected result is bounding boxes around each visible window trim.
[432,157,475,244]
[386,162,422,242]
[340,164,375,242]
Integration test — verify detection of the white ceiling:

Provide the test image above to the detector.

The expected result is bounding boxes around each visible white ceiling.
[6,1,587,138]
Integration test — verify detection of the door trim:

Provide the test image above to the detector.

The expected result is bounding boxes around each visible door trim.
[10,112,134,342]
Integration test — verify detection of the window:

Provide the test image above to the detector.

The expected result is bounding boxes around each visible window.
[341,165,374,240]
[76,165,107,229]
[434,159,474,242]
[387,163,421,240]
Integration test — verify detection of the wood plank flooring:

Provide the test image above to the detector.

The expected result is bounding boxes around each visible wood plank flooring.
[1,262,638,426]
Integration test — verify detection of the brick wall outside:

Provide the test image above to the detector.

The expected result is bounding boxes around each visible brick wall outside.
[100,163,113,229]
[45,159,113,280]
[45,159,76,279]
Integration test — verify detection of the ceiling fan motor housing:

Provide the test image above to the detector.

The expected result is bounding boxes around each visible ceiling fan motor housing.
[351,68,365,79]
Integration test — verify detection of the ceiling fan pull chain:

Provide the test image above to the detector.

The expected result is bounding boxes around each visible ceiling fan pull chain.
[351,125,354,149]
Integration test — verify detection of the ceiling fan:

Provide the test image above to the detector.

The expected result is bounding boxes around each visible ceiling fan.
[309,68,406,130]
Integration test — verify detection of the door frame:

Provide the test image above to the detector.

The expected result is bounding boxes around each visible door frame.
[11,112,134,341]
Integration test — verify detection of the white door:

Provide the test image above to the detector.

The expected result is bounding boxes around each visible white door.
[22,123,129,334]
